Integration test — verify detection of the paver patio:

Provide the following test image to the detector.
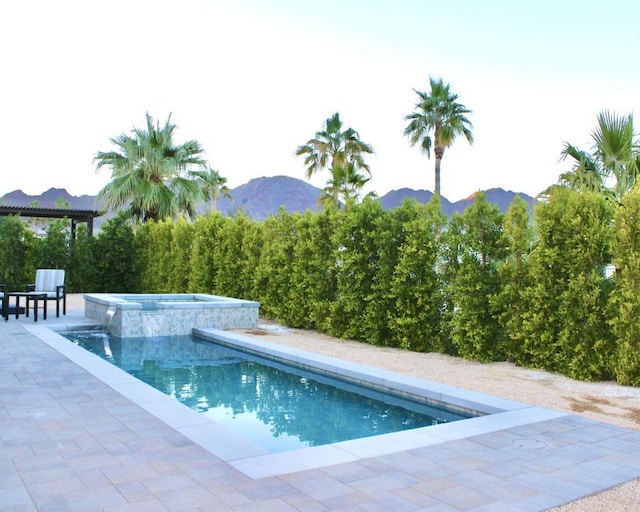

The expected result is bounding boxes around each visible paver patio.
[2,298,640,511]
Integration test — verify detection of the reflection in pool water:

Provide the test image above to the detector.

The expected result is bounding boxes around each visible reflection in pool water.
[63,331,472,452]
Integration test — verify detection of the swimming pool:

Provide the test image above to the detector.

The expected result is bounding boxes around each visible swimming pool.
[61,330,474,452]
[35,323,548,478]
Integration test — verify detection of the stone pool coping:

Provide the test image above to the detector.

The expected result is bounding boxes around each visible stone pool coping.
[83,293,260,310]
[27,323,568,479]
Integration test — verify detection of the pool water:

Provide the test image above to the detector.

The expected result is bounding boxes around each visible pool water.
[62,331,472,452]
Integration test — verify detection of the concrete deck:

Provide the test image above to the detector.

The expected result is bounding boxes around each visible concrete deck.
[2,298,640,511]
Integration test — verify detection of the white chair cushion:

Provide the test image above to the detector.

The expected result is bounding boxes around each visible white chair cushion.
[35,269,65,293]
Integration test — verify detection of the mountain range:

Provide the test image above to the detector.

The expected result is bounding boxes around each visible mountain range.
[0,176,537,225]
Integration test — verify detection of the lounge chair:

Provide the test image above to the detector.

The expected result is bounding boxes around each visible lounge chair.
[27,269,66,317]
[0,283,5,319]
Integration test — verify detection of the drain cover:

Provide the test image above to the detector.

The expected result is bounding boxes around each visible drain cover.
[512,438,547,449]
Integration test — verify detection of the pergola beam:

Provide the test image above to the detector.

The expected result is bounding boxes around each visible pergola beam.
[0,206,102,236]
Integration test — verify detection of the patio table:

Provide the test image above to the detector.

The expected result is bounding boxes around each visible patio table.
[3,291,48,321]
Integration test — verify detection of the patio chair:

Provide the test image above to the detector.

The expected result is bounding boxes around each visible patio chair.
[0,283,5,319]
[27,269,66,317]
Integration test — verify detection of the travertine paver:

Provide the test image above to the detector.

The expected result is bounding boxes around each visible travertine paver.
[3,310,640,511]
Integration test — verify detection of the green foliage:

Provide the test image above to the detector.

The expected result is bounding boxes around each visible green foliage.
[36,219,71,270]
[285,208,340,329]
[445,193,507,362]
[135,221,174,293]
[211,213,257,299]
[496,196,534,359]
[0,216,37,289]
[92,213,140,292]
[514,188,615,380]
[188,213,226,293]
[296,113,374,208]
[404,77,473,196]
[388,197,447,351]
[328,199,387,342]
[253,209,298,320]
[168,219,195,293]
[67,224,97,292]
[553,111,639,202]
[610,187,640,384]
[8,183,640,386]
[94,113,210,223]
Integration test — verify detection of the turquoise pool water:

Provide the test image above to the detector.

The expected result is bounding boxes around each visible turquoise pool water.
[62,331,472,452]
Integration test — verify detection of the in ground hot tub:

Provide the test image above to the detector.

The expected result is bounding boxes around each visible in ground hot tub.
[84,293,260,337]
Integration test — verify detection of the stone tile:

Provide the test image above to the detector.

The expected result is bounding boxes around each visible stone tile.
[357,494,420,511]
[282,491,331,511]
[142,473,198,494]
[7,310,640,512]
[391,486,440,508]
[232,497,299,512]
[102,462,161,485]
[319,461,379,483]
[115,480,155,502]
[513,471,594,502]
[430,484,495,509]
[0,460,23,489]
[104,499,171,512]
[319,490,370,510]
[234,476,299,501]
[2,484,35,509]
[64,485,129,512]
[155,485,220,510]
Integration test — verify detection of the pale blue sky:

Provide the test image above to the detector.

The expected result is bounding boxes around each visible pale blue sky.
[2,0,638,201]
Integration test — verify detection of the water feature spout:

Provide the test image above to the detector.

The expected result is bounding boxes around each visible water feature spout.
[104,306,116,334]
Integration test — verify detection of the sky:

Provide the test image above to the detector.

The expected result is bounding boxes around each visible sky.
[2,0,639,202]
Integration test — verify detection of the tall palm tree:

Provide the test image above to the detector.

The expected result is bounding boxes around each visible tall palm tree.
[404,77,473,197]
[94,113,208,223]
[191,166,232,212]
[295,112,374,207]
[554,111,639,202]
[296,112,373,179]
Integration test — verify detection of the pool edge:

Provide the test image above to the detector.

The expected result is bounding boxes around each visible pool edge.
[25,323,570,480]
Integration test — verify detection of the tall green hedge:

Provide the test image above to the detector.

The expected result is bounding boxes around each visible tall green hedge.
[512,189,615,380]
[445,193,507,361]
[610,187,640,385]
[6,188,640,385]
[388,198,447,352]
[286,208,340,330]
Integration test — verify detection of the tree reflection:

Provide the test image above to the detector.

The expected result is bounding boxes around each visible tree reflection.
[71,333,457,447]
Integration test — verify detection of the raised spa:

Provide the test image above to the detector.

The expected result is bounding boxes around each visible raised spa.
[84,293,259,337]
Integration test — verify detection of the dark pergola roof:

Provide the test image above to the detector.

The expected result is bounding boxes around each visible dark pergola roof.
[0,206,102,236]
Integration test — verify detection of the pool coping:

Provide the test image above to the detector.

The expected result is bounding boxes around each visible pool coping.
[25,323,569,479]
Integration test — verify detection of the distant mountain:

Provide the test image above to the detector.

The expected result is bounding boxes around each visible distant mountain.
[449,188,537,215]
[1,187,100,210]
[216,176,322,220]
[0,178,537,227]
[380,188,456,213]
[378,187,536,215]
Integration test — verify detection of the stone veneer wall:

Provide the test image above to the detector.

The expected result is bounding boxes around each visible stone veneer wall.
[84,294,259,337]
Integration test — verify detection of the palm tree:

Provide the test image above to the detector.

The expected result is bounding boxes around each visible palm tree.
[295,112,373,179]
[553,111,639,202]
[94,113,208,223]
[404,77,473,197]
[191,166,232,212]
[553,143,607,197]
[320,162,371,209]
[295,112,373,207]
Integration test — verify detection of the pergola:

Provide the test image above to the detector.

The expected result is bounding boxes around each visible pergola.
[0,205,102,237]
